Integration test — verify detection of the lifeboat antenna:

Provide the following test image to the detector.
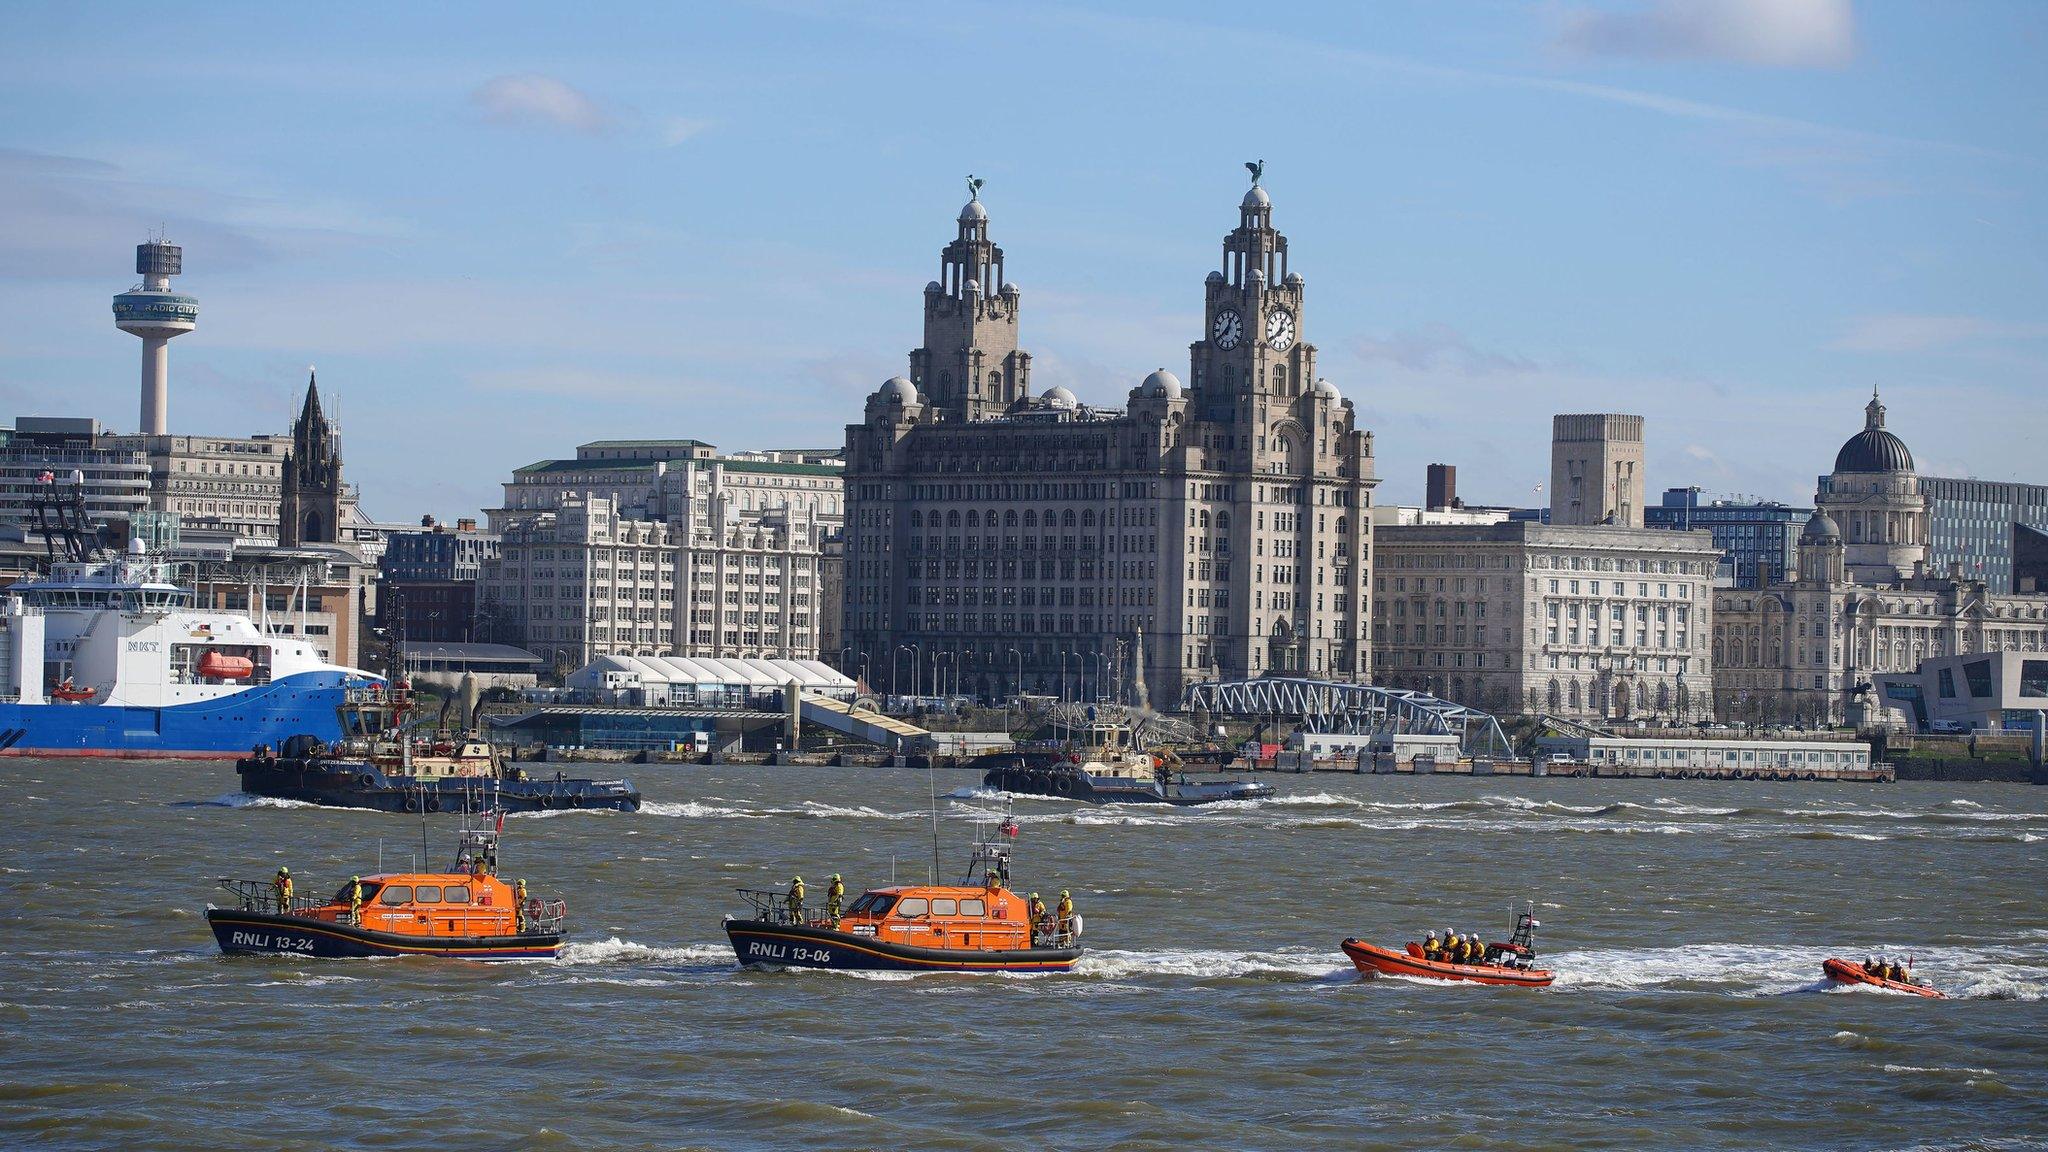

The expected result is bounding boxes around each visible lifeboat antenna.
[928,755,941,884]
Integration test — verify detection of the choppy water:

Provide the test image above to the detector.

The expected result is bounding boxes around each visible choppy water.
[3,760,2045,1150]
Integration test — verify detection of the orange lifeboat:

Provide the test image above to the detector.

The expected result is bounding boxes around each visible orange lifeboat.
[1823,957,1944,998]
[1342,905,1555,988]
[50,678,97,703]
[198,651,255,680]
[205,813,566,961]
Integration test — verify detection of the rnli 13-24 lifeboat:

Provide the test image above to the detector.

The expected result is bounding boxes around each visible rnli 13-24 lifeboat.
[724,803,1082,973]
[205,812,566,961]
[1822,957,1945,998]
[1342,906,1554,988]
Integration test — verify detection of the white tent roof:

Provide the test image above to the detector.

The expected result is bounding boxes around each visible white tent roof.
[569,654,854,691]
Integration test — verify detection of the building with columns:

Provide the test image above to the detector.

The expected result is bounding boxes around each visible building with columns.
[1714,393,2048,725]
[842,178,1377,704]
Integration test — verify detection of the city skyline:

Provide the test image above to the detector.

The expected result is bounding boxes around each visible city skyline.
[1,2,2043,522]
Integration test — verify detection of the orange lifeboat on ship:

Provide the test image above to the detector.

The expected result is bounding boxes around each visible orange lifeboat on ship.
[197,651,255,680]
[1822,957,1944,998]
[50,678,97,703]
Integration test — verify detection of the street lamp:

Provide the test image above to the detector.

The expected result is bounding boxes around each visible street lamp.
[1090,652,1105,703]
[1007,648,1022,730]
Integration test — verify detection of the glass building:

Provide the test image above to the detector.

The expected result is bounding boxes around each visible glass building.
[1645,488,1809,589]
[1922,476,2048,594]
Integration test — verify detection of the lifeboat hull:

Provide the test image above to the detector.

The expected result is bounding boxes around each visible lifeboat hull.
[1341,938,1554,988]
[206,909,561,961]
[725,919,1080,973]
[1822,958,1945,998]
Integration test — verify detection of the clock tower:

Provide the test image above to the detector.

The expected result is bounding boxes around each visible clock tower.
[1188,173,1315,426]
[910,181,1031,422]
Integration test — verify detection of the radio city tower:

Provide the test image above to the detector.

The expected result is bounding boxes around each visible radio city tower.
[111,238,199,435]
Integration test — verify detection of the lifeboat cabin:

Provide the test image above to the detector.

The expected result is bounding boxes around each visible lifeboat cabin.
[206,824,566,961]
[725,881,1080,973]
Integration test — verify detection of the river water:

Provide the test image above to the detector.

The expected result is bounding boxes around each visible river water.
[2,759,2044,1150]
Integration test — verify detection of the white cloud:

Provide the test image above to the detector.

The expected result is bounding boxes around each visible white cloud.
[471,74,613,135]
[660,117,712,147]
[1554,0,1856,69]
[1829,314,2048,354]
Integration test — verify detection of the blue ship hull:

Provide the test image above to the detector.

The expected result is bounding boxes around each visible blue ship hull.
[0,671,356,759]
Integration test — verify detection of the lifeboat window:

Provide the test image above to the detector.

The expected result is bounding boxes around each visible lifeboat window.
[960,898,987,917]
[895,897,929,918]
[379,886,413,905]
[443,885,470,904]
[413,885,443,904]
[848,893,895,916]
[334,881,382,903]
[931,898,958,916]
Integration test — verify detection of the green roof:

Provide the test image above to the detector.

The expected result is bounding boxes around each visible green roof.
[578,439,713,450]
[514,458,659,475]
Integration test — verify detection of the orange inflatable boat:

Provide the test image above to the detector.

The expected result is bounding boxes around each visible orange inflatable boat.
[1822,957,1944,998]
[1342,907,1555,988]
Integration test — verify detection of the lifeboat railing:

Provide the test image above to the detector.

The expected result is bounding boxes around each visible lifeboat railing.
[215,878,321,917]
[521,897,568,935]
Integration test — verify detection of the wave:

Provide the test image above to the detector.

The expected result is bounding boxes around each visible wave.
[1075,947,1349,982]
[180,792,327,811]
[1548,943,2045,1000]
[555,937,730,967]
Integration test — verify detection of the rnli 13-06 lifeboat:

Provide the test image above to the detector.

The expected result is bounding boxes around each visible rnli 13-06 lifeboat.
[205,812,566,961]
[1822,957,1945,998]
[724,804,1082,973]
[1343,906,1555,988]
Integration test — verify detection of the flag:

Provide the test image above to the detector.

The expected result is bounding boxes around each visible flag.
[495,809,505,834]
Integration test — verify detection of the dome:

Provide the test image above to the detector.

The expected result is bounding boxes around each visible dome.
[1140,369,1182,399]
[1284,271,1304,287]
[1206,270,1225,285]
[1833,392,1913,474]
[1312,378,1340,400]
[964,278,981,294]
[877,376,919,404]
[958,198,987,223]
[1242,185,1271,209]
[1041,385,1078,409]
[1250,267,1267,285]
[924,280,943,293]
[1801,510,1842,543]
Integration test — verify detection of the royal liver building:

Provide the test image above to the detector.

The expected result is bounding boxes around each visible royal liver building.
[842,176,1377,705]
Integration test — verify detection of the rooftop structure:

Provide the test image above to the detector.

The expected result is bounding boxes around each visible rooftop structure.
[112,239,198,436]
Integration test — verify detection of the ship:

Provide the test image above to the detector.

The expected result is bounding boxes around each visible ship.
[0,541,373,758]
[206,810,568,960]
[978,719,1273,806]
[236,681,640,813]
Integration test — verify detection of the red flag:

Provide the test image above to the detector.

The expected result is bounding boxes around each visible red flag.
[495,809,505,834]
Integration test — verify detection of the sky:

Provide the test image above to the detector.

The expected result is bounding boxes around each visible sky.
[0,1,2043,522]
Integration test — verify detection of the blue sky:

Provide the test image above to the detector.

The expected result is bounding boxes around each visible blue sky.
[1,1,2042,521]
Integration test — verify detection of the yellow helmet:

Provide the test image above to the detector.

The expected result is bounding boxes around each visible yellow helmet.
[351,875,360,882]
[278,866,289,875]
[1061,890,1070,898]
[832,873,841,880]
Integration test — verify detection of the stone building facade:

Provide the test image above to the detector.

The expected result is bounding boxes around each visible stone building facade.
[486,439,841,535]
[1550,414,1644,528]
[1714,394,2048,725]
[842,181,1377,704]
[482,492,831,673]
[1371,521,1721,721]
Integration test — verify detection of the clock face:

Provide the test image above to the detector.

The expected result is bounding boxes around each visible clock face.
[1212,309,1243,350]
[1266,308,1296,351]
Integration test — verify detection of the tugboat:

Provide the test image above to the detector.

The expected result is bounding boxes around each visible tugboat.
[724,802,1083,973]
[205,811,567,960]
[979,718,1272,806]
[237,680,640,813]
[1822,956,1945,998]
[1342,906,1555,988]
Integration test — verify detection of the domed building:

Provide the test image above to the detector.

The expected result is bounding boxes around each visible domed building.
[1814,391,1927,585]
[1712,393,2048,727]
[843,174,1378,704]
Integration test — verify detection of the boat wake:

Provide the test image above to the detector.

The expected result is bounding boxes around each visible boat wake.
[178,791,327,811]
[1073,947,1349,983]
[555,937,732,967]
[1549,943,2046,1000]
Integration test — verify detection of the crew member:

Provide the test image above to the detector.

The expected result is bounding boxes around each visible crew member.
[347,875,363,926]
[1442,929,1461,963]
[515,879,530,932]
[1422,931,1440,960]
[1028,893,1048,938]
[273,866,293,913]
[1056,890,1075,940]
[826,874,845,923]
[786,876,805,923]
[1864,957,1879,976]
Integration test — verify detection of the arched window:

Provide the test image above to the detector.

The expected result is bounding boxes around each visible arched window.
[946,510,961,527]
[1217,511,1231,532]
[965,510,979,528]
[1567,680,1581,710]
[1082,509,1096,528]
[1004,510,1018,527]
[909,511,924,529]
[1023,510,1038,527]
[1061,510,1076,528]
